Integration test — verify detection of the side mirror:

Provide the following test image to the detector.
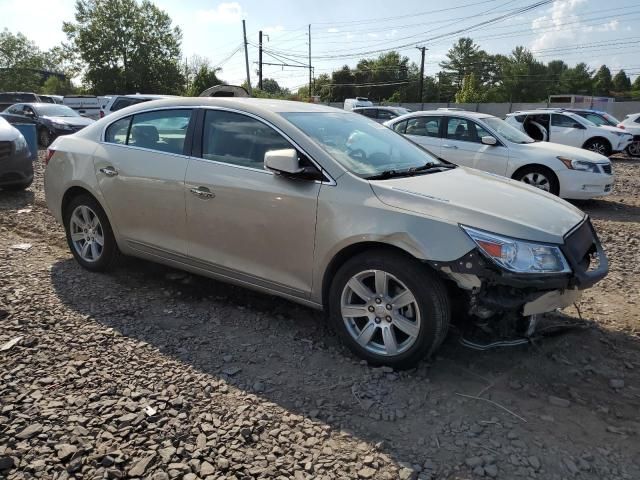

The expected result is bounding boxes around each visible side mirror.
[264,148,304,175]
[481,136,497,146]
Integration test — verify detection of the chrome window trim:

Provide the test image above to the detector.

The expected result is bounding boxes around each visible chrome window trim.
[100,105,337,186]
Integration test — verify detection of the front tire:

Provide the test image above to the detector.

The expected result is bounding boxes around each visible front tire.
[2,179,32,191]
[583,138,612,157]
[63,194,120,272]
[514,166,560,196]
[39,128,51,148]
[328,249,450,369]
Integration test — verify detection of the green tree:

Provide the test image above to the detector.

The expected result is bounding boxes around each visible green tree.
[455,73,483,103]
[186,65,223,96]
[440,38,488,91]
[545,60,568,97]
[63,0,184,94]
[0,29,45,91]
[633,75,640,91]
[592,65,612,96]
[498,47,548,102]
[612,69,631,93]
[560,63,592,94]
[40,76,76,95]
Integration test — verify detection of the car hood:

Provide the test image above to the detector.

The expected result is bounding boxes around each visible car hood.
[513,141,609,162]
[598,125,628,135]
[370,167,585,244]
[43,115,95,127]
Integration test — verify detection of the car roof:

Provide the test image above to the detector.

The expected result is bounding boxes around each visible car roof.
[110,97,345,115]
[395,110,493,120]
[117,94,177,99]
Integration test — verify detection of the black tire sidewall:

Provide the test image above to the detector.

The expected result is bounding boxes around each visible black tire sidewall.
[63,194,118,272]
[39,129,50,148]
[515,166,560,196]
[585,139,611,158]
[328,250,450,369]
[626,142,640,157]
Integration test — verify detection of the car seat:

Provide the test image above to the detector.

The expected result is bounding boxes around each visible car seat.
[130,124,160,149]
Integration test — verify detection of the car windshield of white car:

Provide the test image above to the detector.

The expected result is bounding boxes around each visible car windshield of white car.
[283,112,443,177]
[484,117,534,144]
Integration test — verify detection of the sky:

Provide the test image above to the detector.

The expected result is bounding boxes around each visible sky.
[1,0,639,91]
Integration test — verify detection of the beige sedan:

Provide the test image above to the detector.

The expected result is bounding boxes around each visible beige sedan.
[44,98,608,368]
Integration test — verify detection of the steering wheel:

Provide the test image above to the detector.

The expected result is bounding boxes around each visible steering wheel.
[348,149,367,161]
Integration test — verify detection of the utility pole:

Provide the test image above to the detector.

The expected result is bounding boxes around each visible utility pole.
[258,30,263,90]
[242,19,252,95]
[417,46,427,107]
[308,24,312,99]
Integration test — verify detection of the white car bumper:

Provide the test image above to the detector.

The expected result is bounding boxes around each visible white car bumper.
[614,135,634,152]
[558,169,614,199]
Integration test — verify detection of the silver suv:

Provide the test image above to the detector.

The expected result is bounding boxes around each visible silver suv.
[44,98,608,368]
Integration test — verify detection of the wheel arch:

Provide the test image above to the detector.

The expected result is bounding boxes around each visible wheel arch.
[582,136,612,151]
[321,242,426,309]
[511,163,559,180]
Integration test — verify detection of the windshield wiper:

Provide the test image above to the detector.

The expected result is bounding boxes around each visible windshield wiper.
[365,162,456,180]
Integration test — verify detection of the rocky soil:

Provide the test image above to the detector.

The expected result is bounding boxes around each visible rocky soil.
[1,152,639,480]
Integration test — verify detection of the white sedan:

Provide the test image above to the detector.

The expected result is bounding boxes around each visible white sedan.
[384,110,614,200]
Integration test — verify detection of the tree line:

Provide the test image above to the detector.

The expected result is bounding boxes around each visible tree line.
[1,0,639,103]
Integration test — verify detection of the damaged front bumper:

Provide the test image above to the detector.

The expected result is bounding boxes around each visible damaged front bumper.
[431,218,608,318]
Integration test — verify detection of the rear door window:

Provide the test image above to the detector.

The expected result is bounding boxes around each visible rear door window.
[126,109,192,154]
[406,116,441,137]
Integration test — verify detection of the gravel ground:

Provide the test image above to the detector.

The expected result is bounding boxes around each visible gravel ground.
[1,152,639,480]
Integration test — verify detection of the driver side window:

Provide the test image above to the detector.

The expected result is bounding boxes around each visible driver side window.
[202,110,292,169]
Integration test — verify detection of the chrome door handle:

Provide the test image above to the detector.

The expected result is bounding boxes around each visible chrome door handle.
[442,144,458,149]
[99,166,118,177]
[190,187,215,199]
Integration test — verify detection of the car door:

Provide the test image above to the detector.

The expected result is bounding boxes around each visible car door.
[440,117,509,174]
[93,108,193,256]
[549,114,585,148]
[400,116,442,156]
[184,108,321,297]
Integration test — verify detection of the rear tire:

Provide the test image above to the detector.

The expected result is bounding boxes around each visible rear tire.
[626,140,640,158]
[583,138,612,157]
[63,194,120,272]
[328,249,450,369]
[513,166,560,196]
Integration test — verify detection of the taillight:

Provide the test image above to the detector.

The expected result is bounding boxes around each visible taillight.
[617,124,625,129]
[45,149,55,165]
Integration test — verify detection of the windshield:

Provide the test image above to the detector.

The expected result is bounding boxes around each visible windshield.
[35,105,79,117]
[283,112,442,176]
[483,117,534,144]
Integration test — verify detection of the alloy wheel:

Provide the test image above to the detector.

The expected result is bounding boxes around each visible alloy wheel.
[521,172,551,191]
[587,142,607,156]
[69,205,104,262]
[628,141,640,157]
[340,269,421,356]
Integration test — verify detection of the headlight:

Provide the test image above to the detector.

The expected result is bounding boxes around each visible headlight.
[461,226,571,274]
[557,156,600,173]
[14,135,30,155]
[52,122,72,130]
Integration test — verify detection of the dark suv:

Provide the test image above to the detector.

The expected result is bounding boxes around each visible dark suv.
[0,92,41,111]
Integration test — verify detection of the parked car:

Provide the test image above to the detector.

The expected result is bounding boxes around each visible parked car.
[63,95,101,120]
[344,97,373,111]
[0,117,33,190]
[100,94,175,118]
[44,98,608,368]
[561,108,620,128]
[617,112,640,157]
[353,106,411,123]
[384,110,613,199]
[505,109,632,157]
[39,95,64,105]
[1,103,95,147]
[0,92,41,111]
